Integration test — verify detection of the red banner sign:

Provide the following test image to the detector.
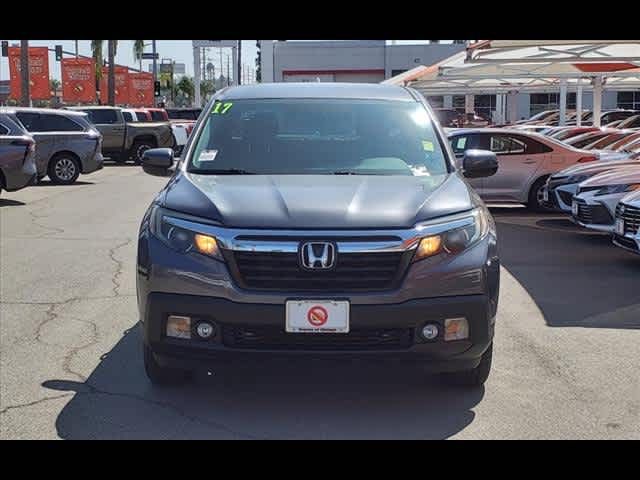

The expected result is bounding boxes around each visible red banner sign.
[61,58,96,103]
[128,72,154,107]
[8,46,51,100]
[100,66,130,105]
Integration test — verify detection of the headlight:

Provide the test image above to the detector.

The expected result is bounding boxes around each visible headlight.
[594,183,640,196]
[567,174,589,184]
[150,206,223,260]
[412,208,489,262]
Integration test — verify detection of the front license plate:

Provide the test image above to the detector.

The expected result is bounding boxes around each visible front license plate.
[286,300,350,333]
[572,201,578,216]
[615,218,625,235]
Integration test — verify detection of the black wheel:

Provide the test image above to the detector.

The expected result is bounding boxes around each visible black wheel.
[441,343,493,387]
[47,154,80,185]
[527,177,551,212]
[143,343,191,385]
[130,140,155,165]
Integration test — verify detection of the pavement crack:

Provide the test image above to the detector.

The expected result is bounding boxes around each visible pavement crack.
[27,209,65,238]
[0,394,73,415]
[108,238,133,297]
[78,384,266,439]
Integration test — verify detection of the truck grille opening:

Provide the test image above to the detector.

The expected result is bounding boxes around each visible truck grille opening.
[229,250,407,292]
[221,325,413,350]
[575,200,613,225]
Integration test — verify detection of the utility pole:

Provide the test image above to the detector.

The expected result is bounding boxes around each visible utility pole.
[226,55,230,86]
[75,40,79,58]
[19,40,30,107]
[152,40,157,107]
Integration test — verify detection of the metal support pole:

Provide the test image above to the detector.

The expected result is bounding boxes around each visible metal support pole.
[576,79,583,127]
[559,79,567,127]
[75,40,79,58]
[193,46,201,107]
[152,40,158,107]
[592,76,603,127]
[237,40,242,86]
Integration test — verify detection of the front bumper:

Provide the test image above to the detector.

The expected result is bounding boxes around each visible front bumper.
[143,292,495,372]
[544,180,578,213]
[571,194,617,232]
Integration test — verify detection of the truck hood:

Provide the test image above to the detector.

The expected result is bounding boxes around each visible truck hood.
[161,172,476,229]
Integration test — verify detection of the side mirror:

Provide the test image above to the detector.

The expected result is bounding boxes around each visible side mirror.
[462,149,498,178]
[141,148,175,177]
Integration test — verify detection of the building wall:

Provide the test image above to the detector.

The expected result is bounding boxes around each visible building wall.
[262,40,464,83]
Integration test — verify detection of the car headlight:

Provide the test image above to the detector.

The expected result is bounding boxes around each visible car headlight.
[566,174,589,184]
[150,206,223,260]
[412,207,490,262]
[594,183,640,196]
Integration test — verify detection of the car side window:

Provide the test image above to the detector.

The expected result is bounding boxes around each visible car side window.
[490,135,526,155]
[15,112,41,131]
[38,114,85,132]
[123,112,133,122]
[519,136,553,154]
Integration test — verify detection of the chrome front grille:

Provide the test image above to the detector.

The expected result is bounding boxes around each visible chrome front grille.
[616,203,640,235]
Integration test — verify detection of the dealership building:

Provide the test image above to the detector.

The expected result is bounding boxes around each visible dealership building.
[257,40,639,121]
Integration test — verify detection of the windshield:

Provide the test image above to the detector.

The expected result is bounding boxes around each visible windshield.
[188,98,450,176]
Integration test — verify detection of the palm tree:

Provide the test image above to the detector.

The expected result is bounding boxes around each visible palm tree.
[133,40,145,72]
[91,40,104,102]
[20,40,30,106]
[176,76,194,101]
[107,40,116,105]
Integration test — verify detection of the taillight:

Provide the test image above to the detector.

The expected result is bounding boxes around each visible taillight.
[577,156,597,163]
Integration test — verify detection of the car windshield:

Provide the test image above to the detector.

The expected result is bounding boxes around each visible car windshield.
[188,98,449,176]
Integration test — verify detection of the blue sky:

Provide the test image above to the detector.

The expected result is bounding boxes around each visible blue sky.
[0,40,453,81]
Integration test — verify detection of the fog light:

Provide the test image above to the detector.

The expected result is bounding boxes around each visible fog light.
[421,323,439,340]
[444,317,469,341]
[166,315,191,339]
[196,321,216,339]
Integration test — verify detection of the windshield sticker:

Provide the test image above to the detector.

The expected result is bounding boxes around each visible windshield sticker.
[211,102,233,115]
[422,140,434,152]
[198,149,218,162]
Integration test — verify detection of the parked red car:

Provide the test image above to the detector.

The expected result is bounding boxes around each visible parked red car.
[133,109,152,122]
[145,108,169,122]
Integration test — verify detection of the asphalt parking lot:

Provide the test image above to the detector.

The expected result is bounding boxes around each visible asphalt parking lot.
[1,165,639,439]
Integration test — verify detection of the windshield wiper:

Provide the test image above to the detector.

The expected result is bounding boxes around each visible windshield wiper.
[191,168,256,175]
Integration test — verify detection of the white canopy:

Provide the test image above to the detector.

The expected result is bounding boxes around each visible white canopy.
[383,41,640,125]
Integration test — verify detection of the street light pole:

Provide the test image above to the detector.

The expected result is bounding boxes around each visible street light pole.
[237,40,241,85]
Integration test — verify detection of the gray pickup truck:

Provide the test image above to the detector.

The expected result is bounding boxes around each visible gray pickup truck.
[67,106,175,164]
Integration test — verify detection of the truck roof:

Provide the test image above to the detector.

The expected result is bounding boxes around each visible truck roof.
[1,106,88,116]
[216,82,417,102]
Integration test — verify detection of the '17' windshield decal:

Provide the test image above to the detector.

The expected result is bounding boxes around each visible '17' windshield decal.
[211,101,233,115]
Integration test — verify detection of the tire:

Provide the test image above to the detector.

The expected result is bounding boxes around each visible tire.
[441,343,493,387]
[143,343,191,385]
[527,176,551,213]
[130,140,155,165]
[47,154,81,185]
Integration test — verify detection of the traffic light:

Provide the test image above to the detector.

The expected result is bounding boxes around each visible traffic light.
[154,81,161,97]
[1,41,8,57]
[55,45,63,61]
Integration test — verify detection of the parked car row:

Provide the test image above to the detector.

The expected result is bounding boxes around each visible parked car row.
[0,105,204,194]
[445,118,640,256]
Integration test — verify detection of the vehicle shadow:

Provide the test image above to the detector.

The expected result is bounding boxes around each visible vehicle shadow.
[43,324,483,439]
[494,210,640,329]
[35,180,95,187]
[0,198,26,207]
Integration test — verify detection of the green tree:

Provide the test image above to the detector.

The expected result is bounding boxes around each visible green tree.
[176,76,195,102]
[50,78,61,95]
[133,40,145,71]
[200,79,216,102]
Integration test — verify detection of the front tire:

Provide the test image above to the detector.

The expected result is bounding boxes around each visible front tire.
[441,343,493,387]
[48,154,80,185]
[143,343,191,385]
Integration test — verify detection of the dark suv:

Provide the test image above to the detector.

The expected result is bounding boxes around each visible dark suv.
[137,83,500,387]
